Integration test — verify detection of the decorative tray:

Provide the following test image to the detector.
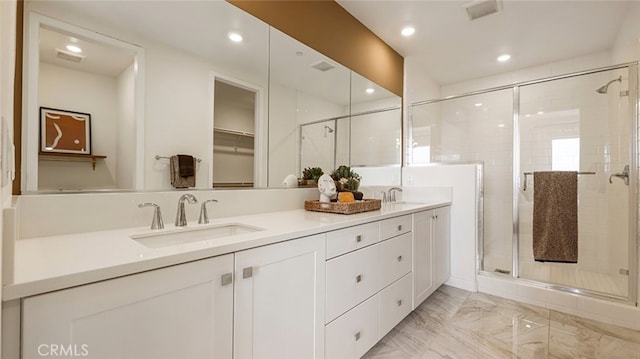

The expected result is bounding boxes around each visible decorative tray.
[304,199,382,215]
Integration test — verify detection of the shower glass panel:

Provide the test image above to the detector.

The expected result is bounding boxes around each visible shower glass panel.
[518,68,630,298]
[300,119,337,173]
[410,90,513,274]
[350,108,402,166]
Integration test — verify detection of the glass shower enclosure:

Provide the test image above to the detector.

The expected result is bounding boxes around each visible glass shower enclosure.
[409,63,638,304]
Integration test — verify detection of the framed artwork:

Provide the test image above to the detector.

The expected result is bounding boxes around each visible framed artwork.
[40,107,91,155]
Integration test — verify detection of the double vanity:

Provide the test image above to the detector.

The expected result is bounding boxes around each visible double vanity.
[4,195,450,359]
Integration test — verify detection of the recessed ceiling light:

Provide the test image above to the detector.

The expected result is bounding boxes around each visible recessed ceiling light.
[365,88,375,94]
[66,45,82,53]
[228,32,243,43]
[474,103,483,107]
[401,27,415,37]
[497,54,511,62]
[537,110,544,115]
[497,124,505,128]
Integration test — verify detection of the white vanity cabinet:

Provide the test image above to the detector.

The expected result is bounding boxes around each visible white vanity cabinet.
[234,234,325,359]
[325,215,413,359]
[413,206,451,308]
[22,254,235,359]
[21,234,326,359]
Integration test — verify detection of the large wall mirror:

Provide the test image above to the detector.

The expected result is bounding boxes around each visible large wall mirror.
[19,0,401,193]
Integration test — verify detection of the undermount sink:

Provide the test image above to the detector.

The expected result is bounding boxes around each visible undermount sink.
[131,223,263,248]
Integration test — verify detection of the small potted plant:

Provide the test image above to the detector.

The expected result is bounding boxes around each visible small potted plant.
[301,167,323,186]
[330,165,363,199]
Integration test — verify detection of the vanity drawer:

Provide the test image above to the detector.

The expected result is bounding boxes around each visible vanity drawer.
[378,232,412,290]
[380,215,412,240]
[326,222,379,259]
[379,272,413,338]
[325,294,379,359]
[326,244,380,323]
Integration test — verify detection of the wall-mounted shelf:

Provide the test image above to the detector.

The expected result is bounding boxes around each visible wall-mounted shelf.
[39,153,107,170]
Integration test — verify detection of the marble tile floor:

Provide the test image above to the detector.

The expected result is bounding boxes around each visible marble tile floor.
[363,285,640,359]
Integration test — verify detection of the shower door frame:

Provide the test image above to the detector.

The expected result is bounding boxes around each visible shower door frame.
[408,62,639,305]
[512,63,638,305]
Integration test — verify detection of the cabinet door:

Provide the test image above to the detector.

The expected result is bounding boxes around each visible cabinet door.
[22,255,234,359]
[234,234,325,359]
[434,206,451,286]
[413,210,434,309]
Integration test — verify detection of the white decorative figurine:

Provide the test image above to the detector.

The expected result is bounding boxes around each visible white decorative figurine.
[317,173,336,202]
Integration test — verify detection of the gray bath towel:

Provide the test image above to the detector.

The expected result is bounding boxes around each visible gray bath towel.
[532,171,578,263]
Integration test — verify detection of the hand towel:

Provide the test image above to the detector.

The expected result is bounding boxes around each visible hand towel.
[170,155,196,188]
[532,171,578,263]
[177,154,195,177]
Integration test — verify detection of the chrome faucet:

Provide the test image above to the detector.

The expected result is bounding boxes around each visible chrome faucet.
[388,187,403,202]
[175,194,198,227]
[198,199,218,224]
[138,203,164,229]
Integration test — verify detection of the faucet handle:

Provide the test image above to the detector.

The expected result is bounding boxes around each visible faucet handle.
[138,202,164,230]
[199,199,218,224]
[380,191,388,203]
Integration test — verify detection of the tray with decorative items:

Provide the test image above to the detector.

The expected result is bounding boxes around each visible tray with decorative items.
[304,165,381,214]
[304,198,382,215]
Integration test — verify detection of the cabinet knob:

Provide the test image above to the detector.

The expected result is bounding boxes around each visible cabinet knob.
[397,255,403,262]
[221,273,233,286]
[435,215,439,219]
[397,225,402,231]
[356,274,362,283]
[356,234,362,243]
[242,267,253,279]
[354,331,361,341]
[397,299,403,307]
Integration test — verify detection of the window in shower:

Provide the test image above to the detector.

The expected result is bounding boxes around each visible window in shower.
[552,138,580,171]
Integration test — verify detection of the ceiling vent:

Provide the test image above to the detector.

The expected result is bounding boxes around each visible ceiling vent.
[310,60,335,72]
[55,49,85,63]
[465,0,501,21]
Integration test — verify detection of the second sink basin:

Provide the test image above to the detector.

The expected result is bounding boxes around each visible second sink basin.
[131,223,263,248]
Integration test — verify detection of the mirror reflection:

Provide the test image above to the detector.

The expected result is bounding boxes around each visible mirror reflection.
[21,1,402,193]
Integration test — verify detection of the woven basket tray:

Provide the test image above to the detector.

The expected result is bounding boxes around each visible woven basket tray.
[304,199,382,215]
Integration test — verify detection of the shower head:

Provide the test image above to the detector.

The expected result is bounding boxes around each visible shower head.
[596,76,622,94]
[324,125,334,133]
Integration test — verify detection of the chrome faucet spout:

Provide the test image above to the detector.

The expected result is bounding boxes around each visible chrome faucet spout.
[175,194,198,227]
[199,199,219,224]
[388,187,403,202]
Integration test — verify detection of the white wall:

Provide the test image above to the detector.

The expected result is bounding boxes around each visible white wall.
[403,165,480,292]
[0,0,17,354]
[38,62,117,190]
[116,64,136,190]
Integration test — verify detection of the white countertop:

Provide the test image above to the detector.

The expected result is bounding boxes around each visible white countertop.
[4,201,450,301]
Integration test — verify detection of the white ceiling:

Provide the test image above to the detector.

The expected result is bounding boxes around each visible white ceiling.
[337,0,633,85]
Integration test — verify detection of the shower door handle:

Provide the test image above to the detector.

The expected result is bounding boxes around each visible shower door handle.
[609,165,629,185]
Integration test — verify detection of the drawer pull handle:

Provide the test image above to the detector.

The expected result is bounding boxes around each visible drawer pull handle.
[221,273,233,286]
[397,225,402,231]
[243,267,253,279]
[356,235,362,243]
[397,299,403,307]
[354,331,361,341]
[397,255,403,262]
[356,274,362,283]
